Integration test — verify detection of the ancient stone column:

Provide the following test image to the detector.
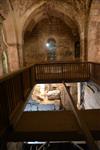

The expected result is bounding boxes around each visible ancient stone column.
[0,14,5,76]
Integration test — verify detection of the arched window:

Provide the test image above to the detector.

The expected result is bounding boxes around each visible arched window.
[46,38,56,61]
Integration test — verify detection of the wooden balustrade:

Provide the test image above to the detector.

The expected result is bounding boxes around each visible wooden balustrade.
[0,82,9,131]
[0,65,35,131]
[90,62,100,85]
[34,62,90,83]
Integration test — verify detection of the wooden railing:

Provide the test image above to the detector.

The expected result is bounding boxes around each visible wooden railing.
[34,62,90,83]
[0,61,100,136]
[0,65,35,132]
[90,62,100,85]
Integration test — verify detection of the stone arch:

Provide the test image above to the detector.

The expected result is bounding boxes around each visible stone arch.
[21,1,84,63]
[22,2,80,37]
[23,16,79,65]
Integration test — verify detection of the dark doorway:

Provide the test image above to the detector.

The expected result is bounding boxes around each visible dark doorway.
[75,41,80,58]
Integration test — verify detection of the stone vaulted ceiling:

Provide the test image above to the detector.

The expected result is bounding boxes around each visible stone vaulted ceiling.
[10,0,92,15]
[0,0,92,32]
[0,0,93,43]
[9,0,92,33]
[0,0,92,19]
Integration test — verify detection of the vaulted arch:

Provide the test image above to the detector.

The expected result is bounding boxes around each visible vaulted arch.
[22,1,80,37]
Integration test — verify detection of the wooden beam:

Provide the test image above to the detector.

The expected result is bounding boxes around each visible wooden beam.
[63,82,99,150]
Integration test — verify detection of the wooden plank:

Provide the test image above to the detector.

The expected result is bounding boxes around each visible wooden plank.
[63,82,99,150]
[8,110,100,141]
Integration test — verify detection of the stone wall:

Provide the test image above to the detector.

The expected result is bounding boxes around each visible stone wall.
[3,14,20,72]
[0,0,20,72]
[58,83,77,110]
[88,0,100,62]
[83,82,100,109]
[24,17,75,65]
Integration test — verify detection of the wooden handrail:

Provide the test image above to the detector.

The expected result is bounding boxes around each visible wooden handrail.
[0,65,35,133]
[35,61,90,65]
[0,64,33,83]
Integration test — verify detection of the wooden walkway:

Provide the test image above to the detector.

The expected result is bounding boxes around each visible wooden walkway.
[8,110,100,142]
